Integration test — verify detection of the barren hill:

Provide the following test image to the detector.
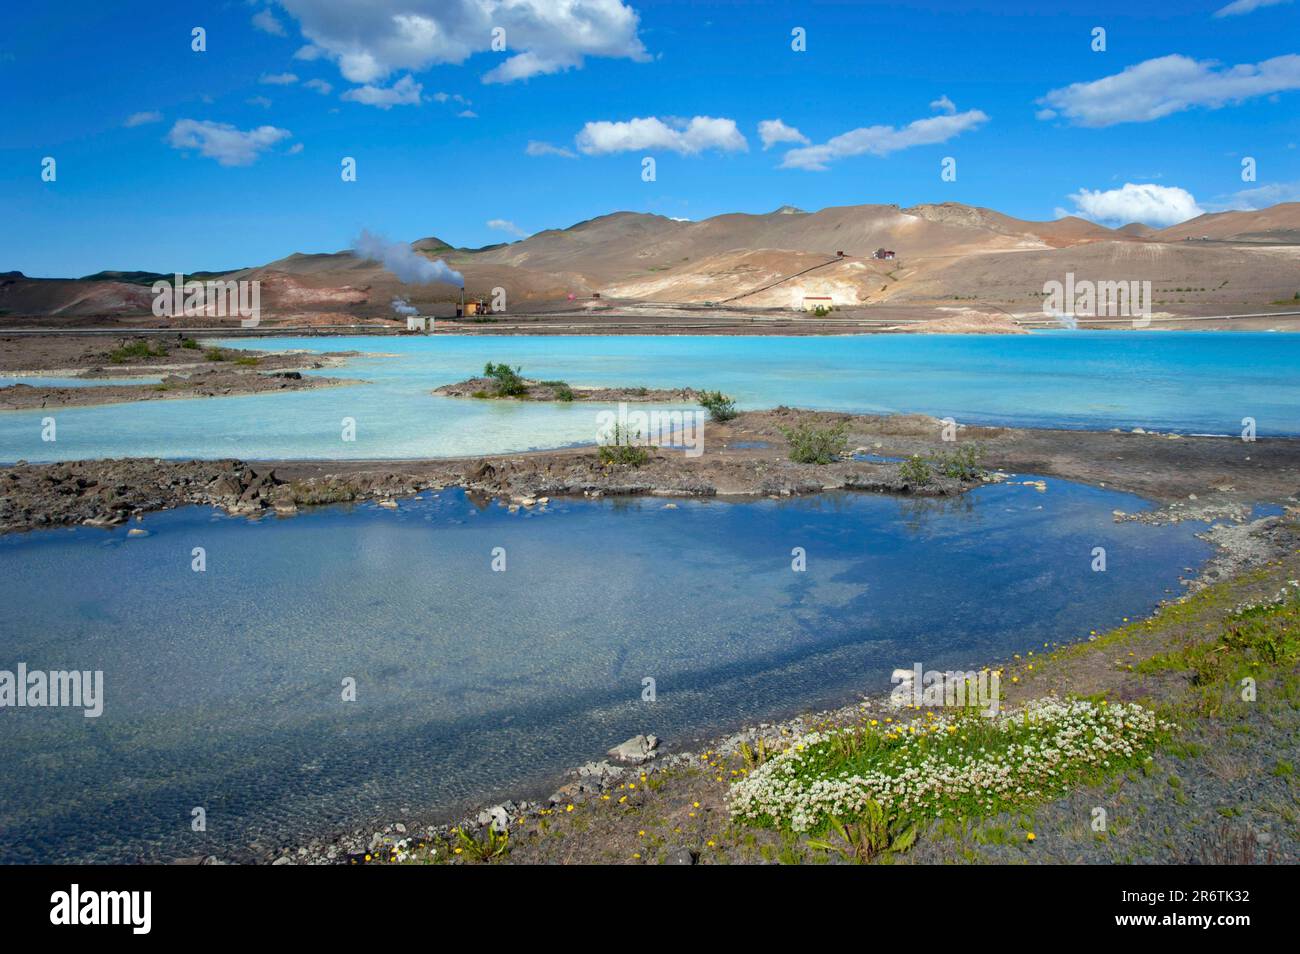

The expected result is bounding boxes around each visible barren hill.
[4,201,1298,328]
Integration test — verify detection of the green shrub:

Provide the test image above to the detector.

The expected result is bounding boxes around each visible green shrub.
[899,455,932,485]
[933,443,984,480]
[180,337,200,350]
[598,423,650,466]
[698,390,738,422]
[204,347,227,362]
[779,421,849,464]
[483,361,527,397]
[898,445,984,485]
[234,355,259,367]
[540,380,575,401]
[107,340,167,363]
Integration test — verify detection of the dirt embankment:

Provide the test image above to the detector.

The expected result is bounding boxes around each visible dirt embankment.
[0,336,361,409]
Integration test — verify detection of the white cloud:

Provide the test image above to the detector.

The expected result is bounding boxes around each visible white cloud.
[929,95,957,114]
[432,91,469,104]
[252,9,287,36]
[259,72,299,85]
[304,78,333,95]
[276,0,648,85]
[1038,53,1300,127]
[247,95,273,109]
[166,119,292,166]
[288,142,305,155]
[341,75,422,109]
[124,110,162,127]
[780,108,988,170]
[526,140,578,159]
[457,109,477,118]
[1064,183,1204,227]
[1209,180,1300,210]
[576,116,748,156]
[1213,0,1292,17]
[487,218,528,237]
[757,119,809,150]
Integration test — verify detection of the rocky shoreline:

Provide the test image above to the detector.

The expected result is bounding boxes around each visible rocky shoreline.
[0,336,361,410]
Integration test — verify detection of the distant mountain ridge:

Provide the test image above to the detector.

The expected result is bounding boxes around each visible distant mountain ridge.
[4,202,1298,321]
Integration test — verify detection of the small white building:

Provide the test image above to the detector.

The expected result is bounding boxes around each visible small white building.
[800,295,834,312]
[406,315,431,333]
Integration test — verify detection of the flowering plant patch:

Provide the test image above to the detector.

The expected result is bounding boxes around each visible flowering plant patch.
[728,698,1173,833]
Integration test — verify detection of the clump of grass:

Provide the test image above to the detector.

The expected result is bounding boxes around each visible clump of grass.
[779,421,849,464]
[1138,585,1300,715]
[180,337,200,350]
[234,355,259,367]
[204,347,227,362]
[598,423,650,466]
[807,804,918,863]
[698,390,737,422]
[107,340,167,363]
[451,826,510,863]
[483,361,528,397]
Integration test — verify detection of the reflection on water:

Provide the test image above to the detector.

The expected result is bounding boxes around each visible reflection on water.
[0,480,1208,862]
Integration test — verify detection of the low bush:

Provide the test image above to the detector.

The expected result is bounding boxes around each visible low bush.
[698,390,738,422]
[598,423,650,466]
[483,361,528,397]
[779,421,849,464]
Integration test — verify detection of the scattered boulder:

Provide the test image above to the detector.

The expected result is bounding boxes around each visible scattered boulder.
[607,734,659,765]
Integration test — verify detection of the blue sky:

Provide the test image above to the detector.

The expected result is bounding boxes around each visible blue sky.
[3,0,1299,277]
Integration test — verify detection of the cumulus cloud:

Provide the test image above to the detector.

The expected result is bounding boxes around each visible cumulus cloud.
[929,94,957,114]
[341,75,422,109]
[304,78,333,95]
[246,95,274,109]
[166,119,292,166]
[353,229,464,286]
[276,0,648,85]
[252,9,287,35]
[1063,183,1204,227]
[526,140,578,158]
[259,72,299,85]
[758,119,809,150]
[487,218,528,238]
[1037,53,1300,127]
[780,107,988,171]
[1213,0,1291,17]
[576,116,748,156]
[124,110,162,127]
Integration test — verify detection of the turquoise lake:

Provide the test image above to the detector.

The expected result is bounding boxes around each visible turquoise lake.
[0,481,1208,863]
[1,331,1297,462]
